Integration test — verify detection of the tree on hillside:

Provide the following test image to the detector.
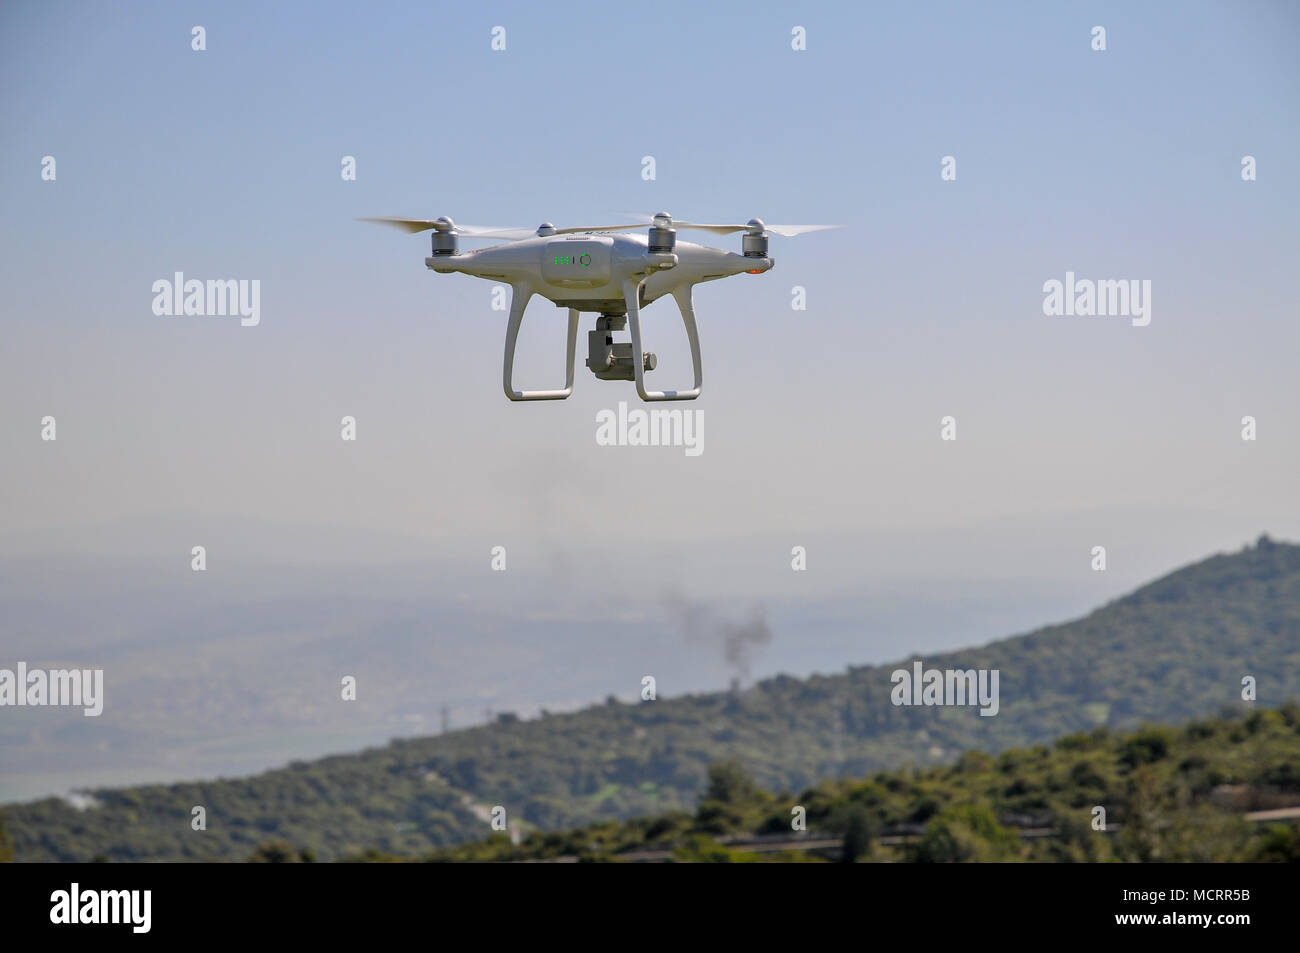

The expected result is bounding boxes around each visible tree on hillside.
[839,806,873,863]
[1115,766,1172,862]
[694,761,764,835]
[704,760,761,805]
[1251,825,1300,863]
[913,803,1021,862]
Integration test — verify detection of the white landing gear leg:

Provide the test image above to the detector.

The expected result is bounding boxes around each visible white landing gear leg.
[622,278,703,401]
[503,283,580,401]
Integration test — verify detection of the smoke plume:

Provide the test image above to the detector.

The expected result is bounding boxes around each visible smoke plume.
[666,594,773,685]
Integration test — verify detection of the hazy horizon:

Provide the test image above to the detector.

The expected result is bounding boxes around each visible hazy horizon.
[0,532,1285,804]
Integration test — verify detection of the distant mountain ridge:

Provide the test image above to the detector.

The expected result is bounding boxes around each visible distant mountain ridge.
[6,536,1299,862]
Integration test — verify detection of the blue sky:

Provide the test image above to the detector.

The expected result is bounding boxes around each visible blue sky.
[3,0,1297,593]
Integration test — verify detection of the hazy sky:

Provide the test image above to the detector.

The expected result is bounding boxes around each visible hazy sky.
[1,2,1298,795]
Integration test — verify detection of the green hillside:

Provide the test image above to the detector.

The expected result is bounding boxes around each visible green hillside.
[6,536,1300,862]
[406,705,1300,863]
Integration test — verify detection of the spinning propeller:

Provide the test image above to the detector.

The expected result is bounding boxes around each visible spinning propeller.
[622,212,840,237]
[358,217,536,239]
[359,213,841,240]
[359,216,643,239]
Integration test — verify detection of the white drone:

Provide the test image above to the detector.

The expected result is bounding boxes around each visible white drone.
[363,212,838,401]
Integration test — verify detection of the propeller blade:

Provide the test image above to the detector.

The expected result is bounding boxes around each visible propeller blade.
[618,214,839,237]
[764,223,842,237]
[358,216,442,233]
[457,225,538,240]
[671,223,749,235]
[617,215,743,235]
[669,221,842,237]
[357,218,536,240]
[552,224,647,235]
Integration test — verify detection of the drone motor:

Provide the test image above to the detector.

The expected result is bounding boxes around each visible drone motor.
[648,211,677,254]
[429,217,458,256]
[742,219,768,258]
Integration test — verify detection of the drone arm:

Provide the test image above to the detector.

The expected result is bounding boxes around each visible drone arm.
[623,278,703,401]
[503,283,580,401]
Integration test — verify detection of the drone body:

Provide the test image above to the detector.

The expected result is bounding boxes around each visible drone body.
[363,213,836,402]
